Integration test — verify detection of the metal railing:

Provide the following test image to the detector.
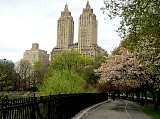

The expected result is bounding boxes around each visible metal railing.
[0,93,108,119]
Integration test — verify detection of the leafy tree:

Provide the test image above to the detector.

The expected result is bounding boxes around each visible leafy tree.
[31,60,47,86]
[101,0,160,38]
[0,63,18,91]
[42,50,96,94]
[40,70,86,95]
[81,66,98,85]
[94,54,108,68]
[80,55,108,86]
[102,0,160,55]
[45,50,93,78]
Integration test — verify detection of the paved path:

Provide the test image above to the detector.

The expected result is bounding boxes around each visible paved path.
[73,99,152,119]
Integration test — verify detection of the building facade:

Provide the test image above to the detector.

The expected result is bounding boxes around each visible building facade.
[23,43,49,67]
[51,1,106,59]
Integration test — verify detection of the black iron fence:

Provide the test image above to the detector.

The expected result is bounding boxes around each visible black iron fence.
[0,93,108,119]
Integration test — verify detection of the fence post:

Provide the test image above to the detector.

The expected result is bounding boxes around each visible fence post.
[31,93,36,119]
[2,95,9,119]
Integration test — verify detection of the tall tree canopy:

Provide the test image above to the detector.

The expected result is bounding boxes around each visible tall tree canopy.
[102,0,160,38]
[49,50,92,71]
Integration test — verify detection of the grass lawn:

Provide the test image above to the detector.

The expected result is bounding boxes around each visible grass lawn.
[137,103,160,119]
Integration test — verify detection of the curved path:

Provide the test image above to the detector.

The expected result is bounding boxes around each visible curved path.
[73,99,152,119]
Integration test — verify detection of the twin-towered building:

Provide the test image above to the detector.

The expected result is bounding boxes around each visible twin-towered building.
[23,1,106,66]
[51,1,106,59]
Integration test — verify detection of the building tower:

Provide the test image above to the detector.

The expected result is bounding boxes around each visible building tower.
[78,1,98,57]
[57,4,74,49]
[23,43,49,68]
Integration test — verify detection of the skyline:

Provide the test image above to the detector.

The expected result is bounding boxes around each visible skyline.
[0,0,121,62]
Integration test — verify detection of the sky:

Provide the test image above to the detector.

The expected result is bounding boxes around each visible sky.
[0,0,121,62]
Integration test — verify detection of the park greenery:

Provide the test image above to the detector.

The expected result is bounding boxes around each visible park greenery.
[0,49,104,96]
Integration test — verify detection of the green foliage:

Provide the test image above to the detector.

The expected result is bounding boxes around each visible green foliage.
[102,0,160,38]
[32,60,46,86]
[111,47,120,55]
[81,66,98,84]
[103,0,160,55]
[40,70,86,95]
[33,60,42,69]
[94,55,108,68]
[0,63,18,91]
[41,50,100,95]
[45,50,93,78]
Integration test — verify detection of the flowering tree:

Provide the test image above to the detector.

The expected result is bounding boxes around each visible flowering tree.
[100,0,160,110]
[95,47,143,99]
[135,36,160,109]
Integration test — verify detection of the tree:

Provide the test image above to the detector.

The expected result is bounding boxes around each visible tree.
[135,36,160,109]
[0,63,18,91]
[31,60,47,86]
[101,0,160,109]
[15,60,32,90]
[102,0,160,54]
[40,70,86,95]
[45,50,93,78]
[101,0,160,38]
[95,48,142,95]
[42,50,94,94]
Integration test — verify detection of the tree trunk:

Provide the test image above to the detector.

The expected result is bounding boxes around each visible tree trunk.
[144,89,148,104]
[140,84,145,106]
[117,89,120,99]
[126,91,128,99]
[135,87,140,102]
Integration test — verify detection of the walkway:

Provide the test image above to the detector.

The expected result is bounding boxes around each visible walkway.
[73,99,152,119]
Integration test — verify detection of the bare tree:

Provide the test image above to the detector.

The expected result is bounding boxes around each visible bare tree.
[15,60,32,90]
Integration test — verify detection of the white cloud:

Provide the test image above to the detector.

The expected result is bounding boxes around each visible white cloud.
[0,0,121,62]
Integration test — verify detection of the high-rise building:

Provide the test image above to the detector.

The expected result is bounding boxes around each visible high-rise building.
[78,1,97,47]
[57,4,74,49]
[51,4,75,56]
[78,1,103,58]
[51,1,106,59]
[23,43,49,67]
